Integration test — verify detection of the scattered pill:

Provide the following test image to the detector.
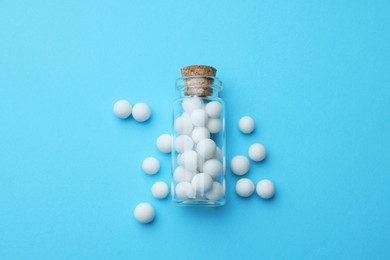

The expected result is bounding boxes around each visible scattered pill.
[205,101,222,118]
[207,118,222,134]
[256,179,275,199]
[156,134,172,153]
[202,159,222,179]
[192,173,213,195]
[174,135,194,153]
[196,138,216,159]
[151,181,169,199]
[192,126,210,144]
[113,99,132,119]
[134,202,155,224]
[248,143,266,162]
[235,178,254,197]
[132,103,151,122]
[230,155,250,175]
[142,157,160,175]
[239,116,255,134]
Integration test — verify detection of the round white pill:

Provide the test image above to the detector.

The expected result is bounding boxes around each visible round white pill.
[205,182,224,200]
[248,143,266,162]
[113,99,132,119]
[173,166,195,183]
[191,109,208,127]
[132,103,151,122]
[151,181,169,199]
[207,118,222,134]
[174,135,194,153]
[156,134,172,153]
[174,114,193,135]
[238,116,255,134]
[142,157,160,175]
[175,182,195,199]
[180,150,198,171]
[196,138,216,159]
[230,155,250,175]
[235,178,255,197]
[202,159,222,179]
[134,202,155,224]
[192,127,210,144]
[192,173,213,194]
[256,179,275,199]
[182,97,203,113]
[205,101,222,118]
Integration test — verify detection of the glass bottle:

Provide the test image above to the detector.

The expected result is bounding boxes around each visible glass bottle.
[171,65,225,207]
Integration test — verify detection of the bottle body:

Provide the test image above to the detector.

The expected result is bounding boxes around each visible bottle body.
[171,76,225,206]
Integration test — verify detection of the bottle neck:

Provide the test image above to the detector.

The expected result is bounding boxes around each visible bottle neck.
[176,76,222,98]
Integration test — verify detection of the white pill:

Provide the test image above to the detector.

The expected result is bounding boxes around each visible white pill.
[181,150,198,171]
[142,157,160,175]
[175,182,195,199]
[248,143,266,162]
[191,109,208,127]
[174,114,193,135]
[134,202,155,224]
[173,166,195,183]
[113,99,132,119]
[192,127,210,144]
[132,103,151,122]
[205,182,224,200]
[156,134,172,153]
[213,147,223,160]
[230,155,250,175]
[256,179,275,199]
[151,181,169,199]
[192,173,213,194]
[235,178,255,197]
[238,116,255,134]
[182,97,203,113]
[203,159,222,179]
[205,101,222,118]
[174,135,194,153]
[196,138,216,159]
[207,118,222,134]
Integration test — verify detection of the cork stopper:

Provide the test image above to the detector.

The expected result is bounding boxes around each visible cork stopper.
[181,65,217,97]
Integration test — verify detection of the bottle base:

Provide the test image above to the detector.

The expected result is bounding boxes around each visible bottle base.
[173,199,225,207]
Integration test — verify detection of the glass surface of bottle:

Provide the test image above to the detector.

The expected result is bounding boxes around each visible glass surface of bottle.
[172,65,225,207]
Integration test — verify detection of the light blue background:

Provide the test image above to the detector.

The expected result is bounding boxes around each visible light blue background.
[1,1,389,259]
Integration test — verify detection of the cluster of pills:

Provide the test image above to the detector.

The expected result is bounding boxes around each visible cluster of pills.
[114,99,169,224]
[231,116,275,199]
[113,99,151,122]
[113,97,276,225]
[132,154,170,223]
[133,143,176,223]
[172,97,225,202]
